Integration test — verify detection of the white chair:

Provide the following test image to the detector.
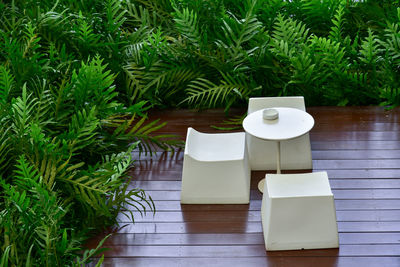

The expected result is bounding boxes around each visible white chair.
[261,172,339,251]
[247,96,313,170]
[180,127,250,204]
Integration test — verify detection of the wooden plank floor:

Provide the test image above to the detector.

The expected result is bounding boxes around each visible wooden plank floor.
[88,106,400,267]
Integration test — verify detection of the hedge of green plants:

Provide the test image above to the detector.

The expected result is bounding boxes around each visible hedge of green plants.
[119,0,400,109]
[1,0,400,266]
[0,0,182,266]
[114,0,400,109]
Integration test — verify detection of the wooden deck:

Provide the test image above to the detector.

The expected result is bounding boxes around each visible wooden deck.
[89,106,400,266]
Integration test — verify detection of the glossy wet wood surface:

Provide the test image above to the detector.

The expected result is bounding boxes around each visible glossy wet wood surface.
[88,107,400,266]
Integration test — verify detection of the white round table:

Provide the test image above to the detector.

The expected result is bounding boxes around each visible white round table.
[242,107,314,193]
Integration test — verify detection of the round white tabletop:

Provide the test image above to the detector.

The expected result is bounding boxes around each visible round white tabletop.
[242,107,315,193]
[243,107,314,141]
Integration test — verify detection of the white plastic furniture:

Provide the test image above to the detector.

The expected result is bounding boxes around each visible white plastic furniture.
[180,127,251,204]
[243,107,314,192]
[261,172,339,251]
[246,97,313,171]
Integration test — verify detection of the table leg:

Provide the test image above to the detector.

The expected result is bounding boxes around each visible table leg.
[276,141,281,174]
[258,141,282,193]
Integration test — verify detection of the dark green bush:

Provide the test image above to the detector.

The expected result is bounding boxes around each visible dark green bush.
[0,0,181,265]
[120,0,400,108]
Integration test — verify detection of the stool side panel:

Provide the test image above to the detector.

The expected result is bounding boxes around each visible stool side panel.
[262,189,339,250]
[181,156,250,204]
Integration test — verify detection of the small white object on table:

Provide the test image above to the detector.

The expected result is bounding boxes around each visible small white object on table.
[242,107,314,193]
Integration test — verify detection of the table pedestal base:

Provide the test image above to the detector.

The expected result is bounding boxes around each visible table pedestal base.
[258,179,266,192]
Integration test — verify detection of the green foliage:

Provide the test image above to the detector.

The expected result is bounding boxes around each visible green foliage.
[119,0,400,108]
[1,156,73,266]
[0,2,183,265]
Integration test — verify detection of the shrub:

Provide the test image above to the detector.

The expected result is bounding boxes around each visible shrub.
[0,1,181,265]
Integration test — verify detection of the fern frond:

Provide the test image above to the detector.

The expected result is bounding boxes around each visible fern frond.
[63,174,109,195]
[1,181,31,213]
[211,113,246,130]
[76,18,100,48]
[310,36,347,73]
[232,0,263,47]
[37,10,69,29]
[269,14,310,64]
[125,25,152,63]
[106,0,127,33]
[124,1,159,28]
[0,1,23,34]
[0,66,14,104]
[22,22,43,62]
[272,14,309,46]
[105,142,155,219]
[145,62,204,98]
[184,74,256,109]
[68,107,99,152]
[124,62,146,103]
[38,153,58,190]
[345,70,367,86]
[300,0,343,33]
[71,56,119,115]
[128,119,177,154]
[113,183,155,221]
[36,9,71,46]
[14,155,41,190]
[216,0,263,66]
[11,84,37,137]
[125,60,203,103]
[133,0,173,22]
[184,78,221,107]
[61,166,114,214]
[27,123,65,189]
[288,49,316,86]
[0,127,12,175]
[173,7,201,47]
[380,87,400,108]
[329,4,346,43]
[111,156,131,181]
[74,234,110,266]
[270,39,295,59]
[103,114,183,156]
[359,28,381,65]
[383,18,400,67]
[102,147,134,182]
[31,79,56,127]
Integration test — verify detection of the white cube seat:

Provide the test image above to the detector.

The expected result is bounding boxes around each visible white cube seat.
[261,172,339,250]
[247,96,312,170]
[180,127,250,204]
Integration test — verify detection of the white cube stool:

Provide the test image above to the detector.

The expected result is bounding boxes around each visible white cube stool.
[261,172,339,250]
[180,127,250,204]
